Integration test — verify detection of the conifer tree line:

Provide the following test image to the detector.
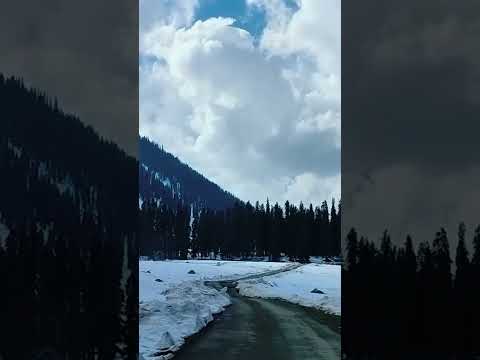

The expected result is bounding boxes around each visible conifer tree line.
[342,224,480,359]
[0,75,138,359]
[140,198,341,262]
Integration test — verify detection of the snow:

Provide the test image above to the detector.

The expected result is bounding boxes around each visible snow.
[161,178,171,188]
[0,220,9,250]
[141,280,230,359]
[7,139,22,158]
[37,161,48,178]
[139,260,292,359]
[35,222,52,245]
[139,260,290,304]
[237,263,341,315]
[140,260,341,359]
[55,175,75,196]
[115,238,132,354]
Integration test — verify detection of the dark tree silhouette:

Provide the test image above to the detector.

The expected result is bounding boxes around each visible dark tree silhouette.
[0,74,137,359]
[343,224,480,359]
[139,197,341,261]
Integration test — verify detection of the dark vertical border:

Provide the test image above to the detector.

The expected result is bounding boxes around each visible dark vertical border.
[0,1,138,359]
[342,1,480,358]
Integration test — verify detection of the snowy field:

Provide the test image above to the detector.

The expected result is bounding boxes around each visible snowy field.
[237,263,341,315]
[139,260,293,359]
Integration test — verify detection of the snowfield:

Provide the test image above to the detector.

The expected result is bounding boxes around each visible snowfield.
[237,263,341,315]
[139,260,293,359]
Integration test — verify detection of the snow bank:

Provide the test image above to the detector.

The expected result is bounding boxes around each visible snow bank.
[237,263,341,315]
[139,260,292,359]
[140,280,230,359]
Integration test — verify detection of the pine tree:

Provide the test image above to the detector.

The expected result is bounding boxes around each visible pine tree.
[471,225,480,351]
[319,201,329,256]
[432,228,452,286]
[297,202,309,263]
[455,222,472,353]
[455,222,469,289]
[245,202,255,258]
[335,200,341,255]
[472,225,480,266]
[416,240,434,348]
[346,228,358,269]
[431,228,453,351]
[398,235,417,348]
[404,235,417,273]
[330,199,338,256]
[190,217,199,258]
[380,230,394,264]
[307,204,315,256]
[265,199,271,257]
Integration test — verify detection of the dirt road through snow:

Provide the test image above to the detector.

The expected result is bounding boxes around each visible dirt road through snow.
[175,267,340,360]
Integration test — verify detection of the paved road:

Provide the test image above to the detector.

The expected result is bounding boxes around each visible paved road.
[175,267,340,360]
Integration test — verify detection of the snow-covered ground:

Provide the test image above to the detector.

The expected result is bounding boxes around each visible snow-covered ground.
[139,260,293,359]
[237,263,341,315]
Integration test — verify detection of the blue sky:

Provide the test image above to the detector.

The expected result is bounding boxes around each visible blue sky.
[139,0,341,206]
[195,0,299,40]
[139,0,268,65]
[140,0,267,67]
[195,0,267,40]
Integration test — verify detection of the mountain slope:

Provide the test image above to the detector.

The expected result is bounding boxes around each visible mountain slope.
[0,74,137,359]
[139,136,240,211]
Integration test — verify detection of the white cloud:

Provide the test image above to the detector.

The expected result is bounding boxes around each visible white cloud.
[250,0,341,145]
[140,0,340,206]
[140,0,198,31]
[283,172,341,206]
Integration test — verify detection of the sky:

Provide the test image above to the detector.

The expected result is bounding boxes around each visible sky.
[139,0,341,207]
[342,0,480,251]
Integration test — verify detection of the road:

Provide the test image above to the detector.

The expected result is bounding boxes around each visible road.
[175,265,341,360]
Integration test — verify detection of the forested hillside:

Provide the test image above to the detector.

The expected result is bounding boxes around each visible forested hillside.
[139,136,239,211]
[0,74,137,359]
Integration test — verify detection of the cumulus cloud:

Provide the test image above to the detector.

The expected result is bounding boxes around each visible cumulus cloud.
[284,172,341,207]
[140,0,340,206]
[140,0,198,31]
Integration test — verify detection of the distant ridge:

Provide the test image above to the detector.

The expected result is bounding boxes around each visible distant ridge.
[139,136,240,211]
